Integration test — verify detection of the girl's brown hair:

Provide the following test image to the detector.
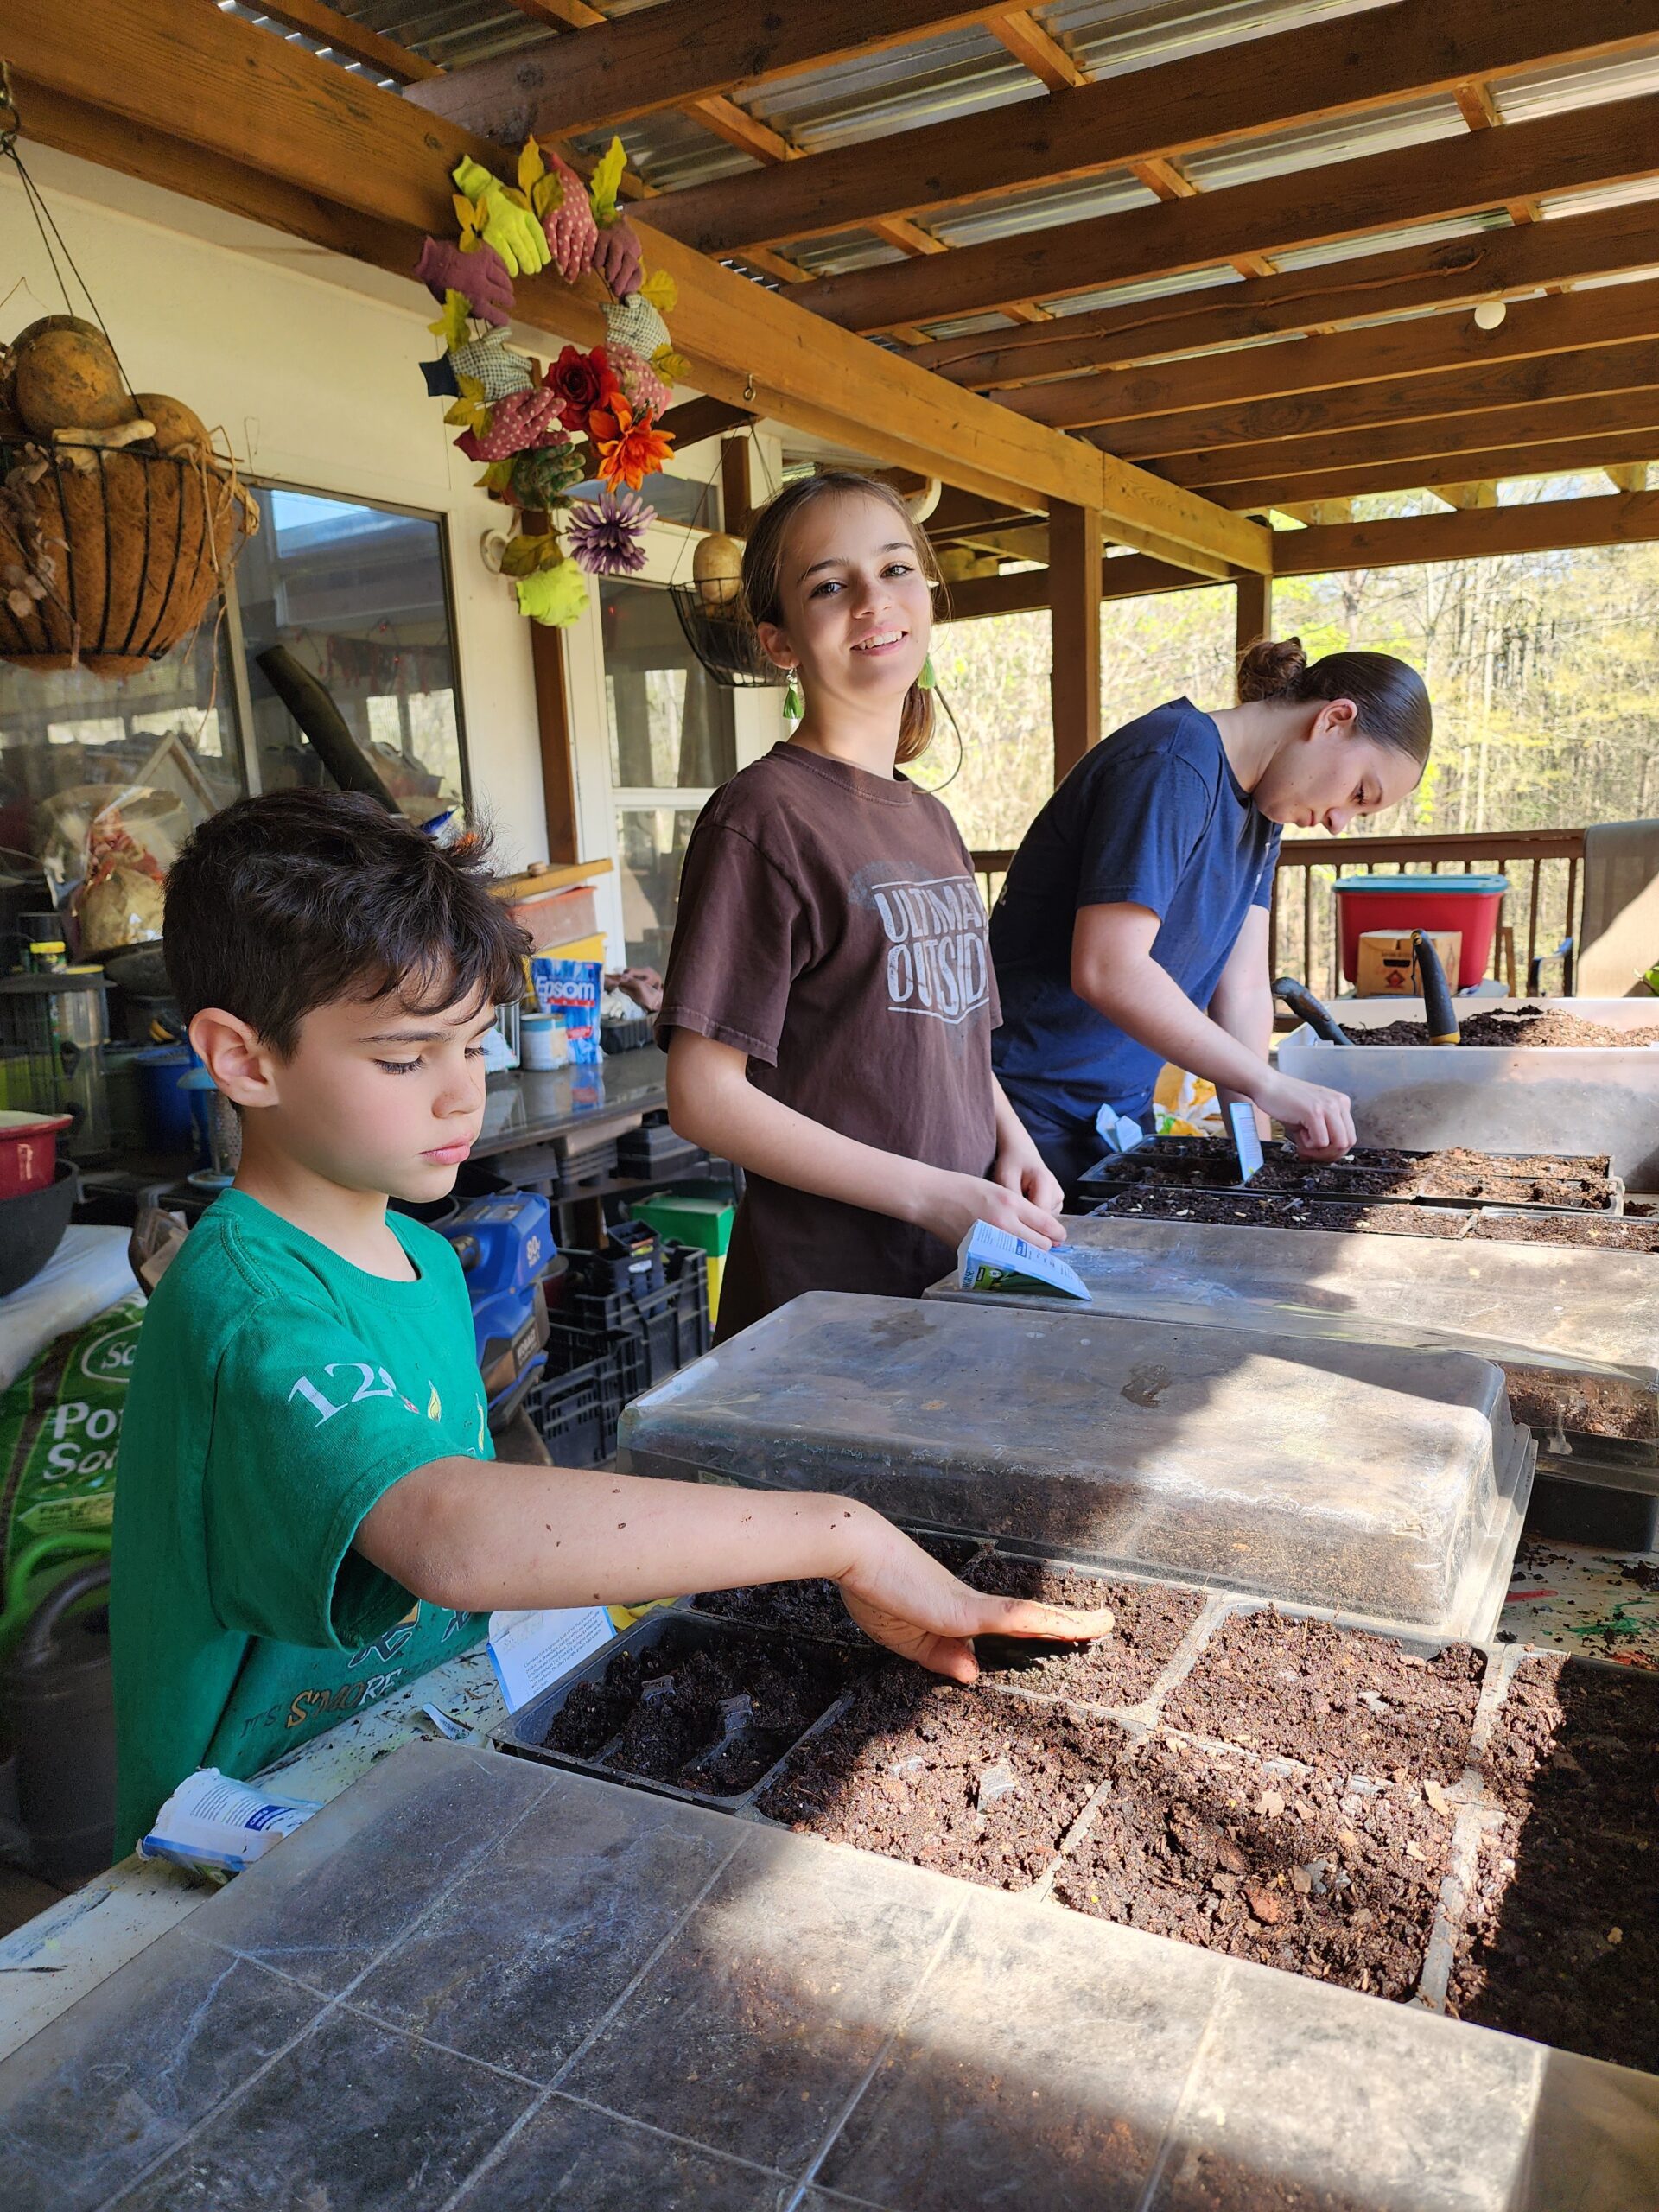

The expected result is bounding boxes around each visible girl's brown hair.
[740,470,942,764]
[1236,635,1433,768]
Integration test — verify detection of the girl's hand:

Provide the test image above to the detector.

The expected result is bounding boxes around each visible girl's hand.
[1255,1071,1355,1160]
[913,1166,1065,1252]
[992,1135,1065,1221]
[836,1516,1114,1682]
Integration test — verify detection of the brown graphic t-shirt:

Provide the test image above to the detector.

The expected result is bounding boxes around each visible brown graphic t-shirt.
[658,742,1000,1338]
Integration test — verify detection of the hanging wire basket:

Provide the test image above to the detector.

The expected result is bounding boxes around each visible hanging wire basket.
[669,582,786,690]
[0,440,257,679]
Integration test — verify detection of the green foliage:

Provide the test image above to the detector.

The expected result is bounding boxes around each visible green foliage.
[931,529,1659,859]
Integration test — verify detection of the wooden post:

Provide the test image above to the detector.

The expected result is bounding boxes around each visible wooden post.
[1049,501,1102,784]
[721,437,753,536]
[1235,568,1272,678]
[528,620,579,867]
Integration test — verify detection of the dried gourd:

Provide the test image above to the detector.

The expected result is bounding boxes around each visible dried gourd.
[15,321,135,438]
[135,394,211,457]
[692,531,744,609]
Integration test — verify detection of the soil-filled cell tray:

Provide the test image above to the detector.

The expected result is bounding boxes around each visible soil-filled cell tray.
[692,1533,985,1643]
[1352,1006,1659,1049]
[1078,1137,1618,1211]
[963,1552,1205,1707]
[1053,1732,1453,2001]
[1450,1654,1659,2073]
[1162,1610,1484,1784]
[508,1614,866,1806]
[1087,1189,1477,1237]
[754,1674,1116,1891]
[1469,1212,1659,1253]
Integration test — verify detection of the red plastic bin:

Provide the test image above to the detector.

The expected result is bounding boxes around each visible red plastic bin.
[0,1110,72,1199]
[1332,874,1509,992]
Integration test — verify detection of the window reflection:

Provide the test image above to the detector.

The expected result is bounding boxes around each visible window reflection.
[616,804,704,973]
[602,578,734,791]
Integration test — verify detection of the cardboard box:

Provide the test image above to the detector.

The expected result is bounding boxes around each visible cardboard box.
[1356,927,1462,997]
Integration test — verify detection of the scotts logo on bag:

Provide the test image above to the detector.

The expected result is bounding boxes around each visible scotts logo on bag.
[0,1297,144,1572]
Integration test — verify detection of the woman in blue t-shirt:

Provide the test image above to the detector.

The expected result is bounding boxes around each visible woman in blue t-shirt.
[991,637,1433,1187]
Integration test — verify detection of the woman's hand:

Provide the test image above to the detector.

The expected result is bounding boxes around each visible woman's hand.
[992,1126,1065,1220]
[836,1516,1114,1682]
[1255,1071,1356,1160]
[912,1166,1066,1252]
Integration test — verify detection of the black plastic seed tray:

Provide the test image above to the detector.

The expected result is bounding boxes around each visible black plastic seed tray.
[687,1530,988,1643]
[1076,1138,1623,1217]
[498,1608,869,1813]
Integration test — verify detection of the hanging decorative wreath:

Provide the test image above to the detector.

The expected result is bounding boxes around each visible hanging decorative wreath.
[414,136,685,627]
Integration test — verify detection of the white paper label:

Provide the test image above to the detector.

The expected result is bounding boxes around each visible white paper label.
[1227,1101,1265,1182]
[487,1606,616,1714]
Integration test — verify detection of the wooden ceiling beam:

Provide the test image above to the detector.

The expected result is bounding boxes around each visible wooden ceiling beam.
[908,202,1659,390]
[242,0,442,81]
[655,396,756,448]
[799,86,1659,334]
[403,0,1018,140]
[1198,425,1659,509]
[1004,276,1659,430]
[987,11,1087,90]
[1281,486,1659,569]
[644,0,1657,259]
[0,0,1267,575]
[1160,389,1659,490]
[943,485,1659,616]
[1095,334,1659,462]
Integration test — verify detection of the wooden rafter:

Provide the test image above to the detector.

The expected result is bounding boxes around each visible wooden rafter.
[643,0,1657,259]
[1003,278,1659,430]
[404,1,1020,140]
[907,203,1659,390]
[942,486,1659,615]
[1160,388,1659,492]
[798,86,1659,334]
[1196,426,1659,511]
[243,0,442,81]
[1095,334,1659,463]
[0,0,1267,576]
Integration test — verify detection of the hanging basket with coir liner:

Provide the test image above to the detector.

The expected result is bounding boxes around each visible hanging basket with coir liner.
[0,441,257,679]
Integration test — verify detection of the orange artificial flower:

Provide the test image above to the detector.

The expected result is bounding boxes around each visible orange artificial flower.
[588,394,675,492]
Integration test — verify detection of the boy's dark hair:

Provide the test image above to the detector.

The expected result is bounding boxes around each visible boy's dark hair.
[164,790,530,1054]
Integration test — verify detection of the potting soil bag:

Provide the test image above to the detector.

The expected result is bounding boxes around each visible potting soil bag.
[0,1295,143,1576]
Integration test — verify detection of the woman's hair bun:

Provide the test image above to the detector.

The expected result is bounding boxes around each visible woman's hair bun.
[1236,634,1308,704]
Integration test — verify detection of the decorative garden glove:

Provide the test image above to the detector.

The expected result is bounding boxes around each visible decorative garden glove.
[414,235,513,326]
[591,218,644,300]
[452,156,550,279]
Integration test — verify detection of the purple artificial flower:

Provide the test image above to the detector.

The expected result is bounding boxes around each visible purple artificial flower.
[567,487,654,575]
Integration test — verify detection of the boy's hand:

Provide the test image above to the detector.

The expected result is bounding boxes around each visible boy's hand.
[836,1516,1113,1683]
[991,1131,1065,1221]
[914,1166,1065,1253]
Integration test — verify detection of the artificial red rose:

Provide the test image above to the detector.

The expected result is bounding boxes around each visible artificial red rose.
[546,344,620,432]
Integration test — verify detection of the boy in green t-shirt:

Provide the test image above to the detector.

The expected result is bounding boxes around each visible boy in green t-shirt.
[111,791,1108,1853]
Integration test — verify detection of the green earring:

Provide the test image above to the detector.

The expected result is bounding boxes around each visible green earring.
[782,669,803,719]
[918,654,936,691]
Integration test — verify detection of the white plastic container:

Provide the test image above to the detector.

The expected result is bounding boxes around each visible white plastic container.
[1278,997,1659,1186]
[619,1292,1534,1643]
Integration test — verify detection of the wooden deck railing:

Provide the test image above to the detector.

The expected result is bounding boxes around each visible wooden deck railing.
[970,828,1588,1002]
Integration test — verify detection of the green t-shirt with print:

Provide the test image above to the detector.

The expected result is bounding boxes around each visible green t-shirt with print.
[111,1190,493,1855]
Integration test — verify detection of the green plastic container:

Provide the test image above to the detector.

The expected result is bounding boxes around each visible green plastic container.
[634,1185,734,1325]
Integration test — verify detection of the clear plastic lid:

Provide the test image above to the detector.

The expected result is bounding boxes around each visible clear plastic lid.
[618,1292,1533,1641]
[930,1213,1659,1445]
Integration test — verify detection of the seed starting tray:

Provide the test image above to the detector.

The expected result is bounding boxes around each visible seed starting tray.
[1075,1137,1625,1217]
[499,1555,1658,2075]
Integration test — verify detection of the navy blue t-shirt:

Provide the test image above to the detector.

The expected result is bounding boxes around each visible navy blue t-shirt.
[991,698,1280,1131]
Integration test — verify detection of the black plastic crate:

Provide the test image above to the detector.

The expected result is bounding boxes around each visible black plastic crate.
[525,1332,640,1467]
[566,1242,711,1391]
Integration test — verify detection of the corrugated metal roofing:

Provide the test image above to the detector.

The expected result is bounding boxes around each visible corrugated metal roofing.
[266,0,1659,493]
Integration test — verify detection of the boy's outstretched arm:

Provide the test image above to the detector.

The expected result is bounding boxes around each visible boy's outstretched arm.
[355,1464,1112,1683]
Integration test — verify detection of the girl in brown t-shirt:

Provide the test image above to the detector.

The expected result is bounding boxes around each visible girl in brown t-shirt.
[658,473,1064,1338]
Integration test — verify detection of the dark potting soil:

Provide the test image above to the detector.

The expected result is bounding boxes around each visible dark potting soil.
[963,1554,1204,1707]
[1503,1364,1658,1444]
[1162,1611,1484,1784]
[1351,1005,1659,1049]
[540,1635,857,1796]
[1469,1212,1659,1253]
[1090,1137,1615,1208]
[1053,1731,1452,2000]
[756,1673,1116,1890]
[694,1533,984,1643]
[1087,1188,1472,1237]
[1449,1654,1659,2070]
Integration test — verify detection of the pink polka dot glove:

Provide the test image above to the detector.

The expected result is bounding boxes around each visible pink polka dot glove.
[541,154,600,283]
